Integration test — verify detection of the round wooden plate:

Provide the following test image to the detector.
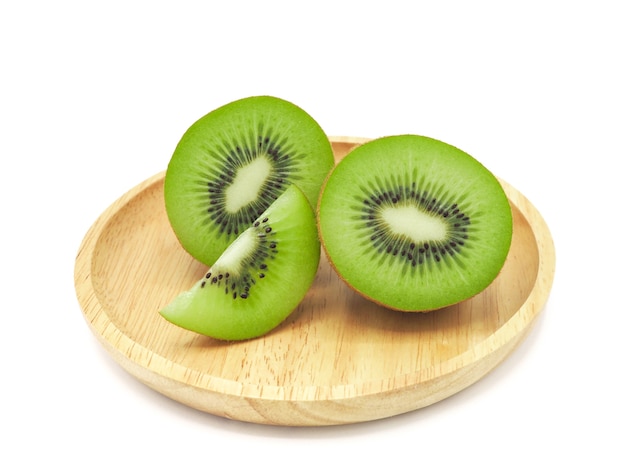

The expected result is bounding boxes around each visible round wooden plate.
[74,136,556,426]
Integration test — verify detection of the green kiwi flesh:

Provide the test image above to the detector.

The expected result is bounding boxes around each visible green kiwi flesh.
[317,135,513,312]
[160,184,320,341]
[164,95,334,266]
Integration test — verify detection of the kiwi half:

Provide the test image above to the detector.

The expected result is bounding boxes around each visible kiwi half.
[164,95,334,266]
[317,135,513,312]
[160,184,320,341]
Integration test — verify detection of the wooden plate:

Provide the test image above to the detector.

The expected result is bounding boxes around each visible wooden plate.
[74,136,556,426]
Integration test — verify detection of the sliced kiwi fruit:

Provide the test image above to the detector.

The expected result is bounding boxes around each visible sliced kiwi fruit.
[317,135,513,312]
[160,184,320,341]
[164,95,334,266]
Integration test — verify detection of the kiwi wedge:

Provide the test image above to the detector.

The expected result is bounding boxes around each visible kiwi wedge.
[160,184,320,341]
[317,135,513,312]
[164,95,334,266]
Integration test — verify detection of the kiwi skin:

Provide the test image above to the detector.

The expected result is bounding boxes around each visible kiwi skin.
[316,135,513,313]
[164,95,334,267]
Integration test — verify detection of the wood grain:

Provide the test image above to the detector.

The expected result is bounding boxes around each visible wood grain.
[74,136,556,426]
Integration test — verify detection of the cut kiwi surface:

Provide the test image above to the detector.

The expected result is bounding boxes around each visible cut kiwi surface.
[164,95,334,266]
[317,135,513,312]
[160,184,320,341]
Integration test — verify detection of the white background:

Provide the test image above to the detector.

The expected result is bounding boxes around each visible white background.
[2,1,624,468]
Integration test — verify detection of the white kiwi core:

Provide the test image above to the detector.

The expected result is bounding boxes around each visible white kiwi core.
[225,156,272,213]
[381,205,447,242]
[212,229,257,275]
